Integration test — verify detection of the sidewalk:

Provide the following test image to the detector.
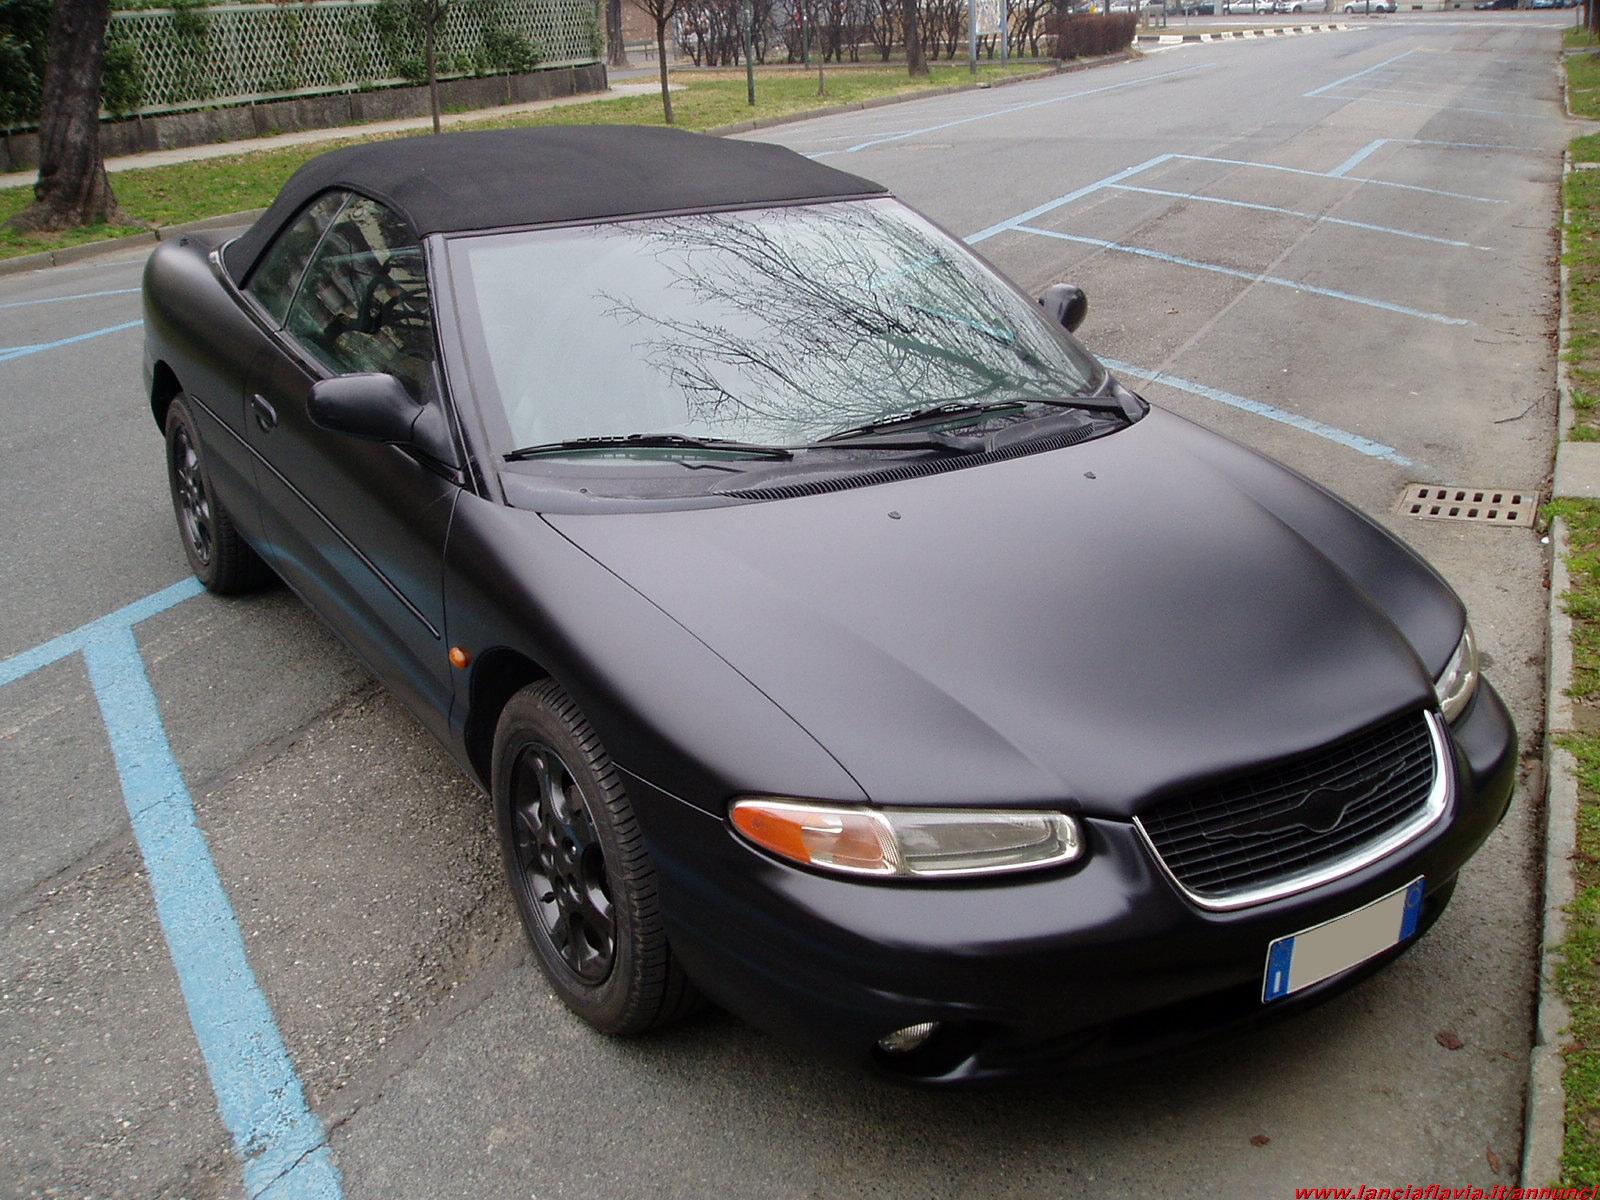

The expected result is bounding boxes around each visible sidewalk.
[0,81,672,191]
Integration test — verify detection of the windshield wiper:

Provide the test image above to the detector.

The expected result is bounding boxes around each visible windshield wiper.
[818,394,1131,446]
[818,400,1023,443]
[814,428,986,454]
[506,433,793,462]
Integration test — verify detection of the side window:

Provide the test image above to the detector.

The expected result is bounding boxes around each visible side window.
[284,197,436,401]
[245,192,347,324]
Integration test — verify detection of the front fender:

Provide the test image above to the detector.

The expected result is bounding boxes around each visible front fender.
[443,492,866,814]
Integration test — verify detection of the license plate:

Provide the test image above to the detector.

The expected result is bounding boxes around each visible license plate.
[1262,877,1424,1003]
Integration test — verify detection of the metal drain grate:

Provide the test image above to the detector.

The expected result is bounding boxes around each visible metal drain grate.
[1397,484,1537,527]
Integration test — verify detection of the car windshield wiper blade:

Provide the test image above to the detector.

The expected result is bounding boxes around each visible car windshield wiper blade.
[818,400,1023,443]
[505,433,793,462]
[812,429,986,453]
[818,393,1131,445]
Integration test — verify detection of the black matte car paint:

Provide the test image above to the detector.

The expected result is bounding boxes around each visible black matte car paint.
[142,179,1516,1079]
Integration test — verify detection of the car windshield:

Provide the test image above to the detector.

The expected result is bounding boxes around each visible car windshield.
[446,198,1106,455]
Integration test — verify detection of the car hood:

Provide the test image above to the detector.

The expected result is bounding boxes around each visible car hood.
[539,409,1458,817]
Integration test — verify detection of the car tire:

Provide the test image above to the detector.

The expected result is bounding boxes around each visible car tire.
[164,396,272,594]
[492,678,702,1035]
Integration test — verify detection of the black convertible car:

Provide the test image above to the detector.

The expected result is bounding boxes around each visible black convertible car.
[143,127,1514,1083]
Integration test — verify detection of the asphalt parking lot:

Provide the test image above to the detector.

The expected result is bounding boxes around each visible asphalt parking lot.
[0,14,1578,1198]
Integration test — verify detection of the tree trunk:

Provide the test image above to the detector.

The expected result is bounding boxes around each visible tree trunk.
[608,0,632,66]
[902,0,928,74]
[656,19,674,123]
[426,17,442,133]
[816,3,826,93]
[7,0,125,232]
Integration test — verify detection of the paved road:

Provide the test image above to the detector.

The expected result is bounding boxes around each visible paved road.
[0,14,1575,1198]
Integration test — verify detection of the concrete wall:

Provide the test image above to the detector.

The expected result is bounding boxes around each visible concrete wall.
[0,62,607,175]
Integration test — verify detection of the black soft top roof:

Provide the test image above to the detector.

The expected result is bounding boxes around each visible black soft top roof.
[223,125,887,282]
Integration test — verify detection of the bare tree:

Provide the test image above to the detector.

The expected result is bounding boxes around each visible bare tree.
[632,0,683,121]
[7,0,126,232]
[597,205,1078,443]
[865,0,900,60]
[608,0,633,66]
[902,0,928,73]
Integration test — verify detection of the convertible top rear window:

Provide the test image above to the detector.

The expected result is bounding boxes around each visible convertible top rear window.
[446,199,1105,454]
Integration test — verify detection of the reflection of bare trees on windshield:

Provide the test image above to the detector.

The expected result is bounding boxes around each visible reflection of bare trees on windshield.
[600,204,1090,443]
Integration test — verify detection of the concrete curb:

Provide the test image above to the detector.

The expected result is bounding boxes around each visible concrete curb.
[0,207,267,278]
[1136,22,1352,43]
[1522,146,1579,1191]
[0,53,1134,279]
[1525,513,1579,1188]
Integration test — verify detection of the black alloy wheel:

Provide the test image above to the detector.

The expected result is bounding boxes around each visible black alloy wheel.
[508,742,616,985]
[491,679,702,1034]
[172,423,213,568]
[163,395,272,594]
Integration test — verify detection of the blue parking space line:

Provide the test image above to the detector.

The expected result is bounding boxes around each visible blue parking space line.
[1103,358,1416,466]
[965,155,1176,243]
[1303,47,1418,98]
[1013,226,1472,326]
[0,577,203,688]
[1105,184,1473,248]
[1170,155,1506,203]
[1322,94,1528,119]
[965,144,1507,249]
[1328,138,1388,179]
[0,286,140,311]
[83,628,343,1200]
[1405,137,1543,152]
[0,319,143,363]
[1,581,344,1200]
[807,64,1215,157]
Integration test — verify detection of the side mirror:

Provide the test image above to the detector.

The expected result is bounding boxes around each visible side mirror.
[1038,283,1088,333]
[308,373,457,467]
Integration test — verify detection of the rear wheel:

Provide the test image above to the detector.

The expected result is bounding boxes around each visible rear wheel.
[164,396,271,594]
[492,679,701,1034]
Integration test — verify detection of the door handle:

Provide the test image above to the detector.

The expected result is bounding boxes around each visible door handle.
[251,393,278,432]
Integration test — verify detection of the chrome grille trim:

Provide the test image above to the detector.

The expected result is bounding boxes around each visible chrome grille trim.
[1133,711,1453,912]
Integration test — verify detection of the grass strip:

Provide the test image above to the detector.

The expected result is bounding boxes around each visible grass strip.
[1548,499,1600,1185]
[0,63,1048,261]
[1567,150,1600,438]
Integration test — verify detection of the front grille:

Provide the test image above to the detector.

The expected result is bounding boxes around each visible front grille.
[1136,710,1441,906]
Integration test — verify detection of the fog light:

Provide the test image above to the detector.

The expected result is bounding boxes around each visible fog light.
[877,1022,940,1055]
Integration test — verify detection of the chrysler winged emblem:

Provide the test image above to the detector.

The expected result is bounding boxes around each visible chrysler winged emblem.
[1205,774,1393,842]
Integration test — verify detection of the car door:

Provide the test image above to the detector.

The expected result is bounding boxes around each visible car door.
[191,190,347,547]
[244,194,460,739]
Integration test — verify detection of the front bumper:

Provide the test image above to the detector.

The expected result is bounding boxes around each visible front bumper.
[629,682,1516,1083]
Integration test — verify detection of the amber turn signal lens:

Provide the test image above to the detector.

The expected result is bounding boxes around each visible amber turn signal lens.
[449,646,471,669]
[730,797,1083,880]
[730,799,898,876]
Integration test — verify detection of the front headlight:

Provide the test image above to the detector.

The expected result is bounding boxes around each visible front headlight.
[1434,622,1479,723]
[729,797,1082,880]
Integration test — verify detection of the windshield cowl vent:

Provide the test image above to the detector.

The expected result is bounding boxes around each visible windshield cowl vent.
[713,425,1101,503]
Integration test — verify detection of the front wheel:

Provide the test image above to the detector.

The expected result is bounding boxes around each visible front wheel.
[492,679,701,1034]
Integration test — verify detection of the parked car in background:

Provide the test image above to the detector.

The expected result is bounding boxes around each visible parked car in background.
[1473,0,1516,8]
[142,126,1517,1084]
[1343,0,1395,11]
[1222,0,1272,12]
[1178,0,1215,11]
[1274,0,1328,11]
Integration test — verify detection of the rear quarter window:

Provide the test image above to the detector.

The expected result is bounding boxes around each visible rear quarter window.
[245,192,348,325]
